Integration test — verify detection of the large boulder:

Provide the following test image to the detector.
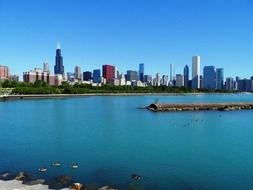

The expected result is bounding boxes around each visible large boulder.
[15,171,32,181]
[70,182,83,190]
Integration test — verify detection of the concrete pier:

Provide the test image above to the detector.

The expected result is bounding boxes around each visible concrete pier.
[147,102,253,112]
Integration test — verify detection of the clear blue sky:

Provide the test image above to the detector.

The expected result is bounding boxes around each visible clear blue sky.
[0,0,253,79]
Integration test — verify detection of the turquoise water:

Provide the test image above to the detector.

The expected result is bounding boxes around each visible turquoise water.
[1,94,253,189]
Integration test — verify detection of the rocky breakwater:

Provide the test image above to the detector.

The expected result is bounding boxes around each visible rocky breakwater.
[147,102,253,112]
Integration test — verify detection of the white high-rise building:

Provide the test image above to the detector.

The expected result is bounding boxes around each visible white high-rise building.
[115,66,118,79]
[119,73,126,86]
[43,61,50,73]
[169,64,175,82]
[154,73,160,86]
[192,56,200,89]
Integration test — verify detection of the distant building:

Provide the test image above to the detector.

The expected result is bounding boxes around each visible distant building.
[113,78,120,86]
[102,65,115,83]
[225,77,234,91]
[55,74,63,86]
[0,65,9,80]
[154,73,160,86]
[83,71,92,81]
[9,75,19,81]
[176,74,184,87]
[93,69,101,83]
[132,80,144,87]
[23,68,62,85]
[203,66,216,90]
[160,75,168,86]
[119,74,126,86]
[200,75,203,89]
[183,65,189,88]
[67,72,75,82]
[43,61,50,73]
[74,66,81,80]
[169,64,175,82]
[237,79,253,92]
[139,63,144,82]
[54,43,64,75]
[114,66,119,79]
[144,75,152,85]
[234,76,241,90]
[216,68,224,90]
[126,70,138,81]
[192,56,200,89]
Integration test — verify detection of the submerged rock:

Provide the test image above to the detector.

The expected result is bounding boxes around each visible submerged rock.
[84,183,100,190]
[127,183,146,190]
[48,175,73,189]
[131,174,141,181]
[0,171,14,181]
[98,185,118,190]
[24,179,45,186]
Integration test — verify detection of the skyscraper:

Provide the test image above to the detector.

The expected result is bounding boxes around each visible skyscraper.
[237,79,253,92]
[226,77,234,91]
[154,73,160,86]
[126,70,138,81]
[203,66,216,90]
[169,64,174,82]
[83,71,92,81]
[183,65,189,87]
[144,75,152,85]
[54,43,64,75]
[160,75,169,86]
[93,69,101,83]
[102,65,115,83]
[139,63,144,82]
[216,68,224,90]
[43,61,50,73]
[114,66,118,79]
[192,56,200,89]
[176,74,184,87]
[74,66,81,80]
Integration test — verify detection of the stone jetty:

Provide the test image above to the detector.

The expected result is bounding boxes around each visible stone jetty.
[147,102,253,112]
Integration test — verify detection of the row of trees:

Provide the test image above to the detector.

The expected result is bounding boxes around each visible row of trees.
[0,79,228,95]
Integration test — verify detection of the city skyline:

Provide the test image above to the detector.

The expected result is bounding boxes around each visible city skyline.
[0,0,253,79]
[2,43,253,89]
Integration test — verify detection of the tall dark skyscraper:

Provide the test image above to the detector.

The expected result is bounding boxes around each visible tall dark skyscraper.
[216,68,224,90]
[183,65,189,87]
[93,69,101,83]
[139,63,144,82]
[203,66,216,90]
[54,43,64,75]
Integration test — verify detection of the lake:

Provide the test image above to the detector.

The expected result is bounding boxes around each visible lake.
[1,94,253,189]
